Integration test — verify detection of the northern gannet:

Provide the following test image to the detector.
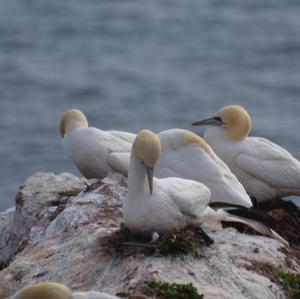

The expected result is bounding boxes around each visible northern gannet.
[60,109,135,178]
[122,130,287,244]
[192,105,300,202]
[123,129,211,234]
[111,129,252,208]
[155,129,253,208]
[11,282,121,299]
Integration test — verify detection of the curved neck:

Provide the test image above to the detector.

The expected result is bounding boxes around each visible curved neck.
[204,127,229,144]
[127,152,150,198]
[64,121,86,136]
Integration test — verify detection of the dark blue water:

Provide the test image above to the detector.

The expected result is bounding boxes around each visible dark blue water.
[1,0,300,211]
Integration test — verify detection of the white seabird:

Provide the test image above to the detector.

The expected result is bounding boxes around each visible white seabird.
[123,129,211,234]
[11,282,121,299]
[111,129,252,208]
[192,104,300,202]
[155,129,253,208]
[60,109,135,178]
[122,129,287,244]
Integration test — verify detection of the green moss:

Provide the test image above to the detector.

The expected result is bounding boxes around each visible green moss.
[158,225,213,256]
[145,281,204,299]
[115,291,131,298]
[106,224,213,257]
[278,272,300,299]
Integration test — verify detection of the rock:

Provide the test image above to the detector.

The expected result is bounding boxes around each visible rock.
[0,172,299,299]
[0,172,85,268]
[0,207,15,269]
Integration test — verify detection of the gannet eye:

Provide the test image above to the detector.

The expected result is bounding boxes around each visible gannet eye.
[214,116,223,122]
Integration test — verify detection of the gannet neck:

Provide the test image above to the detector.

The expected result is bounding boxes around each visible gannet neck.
[14,282,74,299]
[127,152,151,197]
[128,130,161,196]
[60,109,88,138]
[203,126,231,144]
[218,105,252,140]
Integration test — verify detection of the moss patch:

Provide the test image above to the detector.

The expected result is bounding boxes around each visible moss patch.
[145,281,204,299]
[115,292,132,298]
[104,223,213,257]
[278,272,300,299]
[117,281,204,299]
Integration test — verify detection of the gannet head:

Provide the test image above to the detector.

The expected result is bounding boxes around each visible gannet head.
[60,109,88,138]
[192,105,252,140]
[13,282,74,299]
[133,130,161,194]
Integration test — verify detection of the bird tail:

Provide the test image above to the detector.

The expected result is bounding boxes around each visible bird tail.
[223,213,288,246]
[202,207,288,246]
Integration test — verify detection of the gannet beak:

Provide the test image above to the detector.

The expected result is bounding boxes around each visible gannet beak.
[146,166,154,195]
[192,116,224,127]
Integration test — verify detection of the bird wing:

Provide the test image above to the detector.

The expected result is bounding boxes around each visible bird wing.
[159,177,211,219]
[107,130,136,144]
[157,135,251,207]
[108,152,131,176]
[236,137,300,190]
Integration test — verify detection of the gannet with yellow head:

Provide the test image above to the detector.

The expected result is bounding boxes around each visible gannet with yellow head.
[111,128,252,208]
[192,105,300,202]
[123,129,212,234]
[11,282,121,299]
[60,109,136,178]
[155,129,253,208]
[122,130,287,244]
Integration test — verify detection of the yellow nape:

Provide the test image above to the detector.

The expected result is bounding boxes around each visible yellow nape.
[16,282,73,299]
[133,129,161,167]
[59,109,88,138]
[169,130,212,154]
[218,105,252,140]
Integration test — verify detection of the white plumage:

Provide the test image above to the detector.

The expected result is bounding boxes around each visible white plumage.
[60,109,133,178]
[155,129,253,208]
[193,105,300,202]
[61,110,251,208]
[122,130,287,245]
[112,129,253,208]
[123,129,211,234]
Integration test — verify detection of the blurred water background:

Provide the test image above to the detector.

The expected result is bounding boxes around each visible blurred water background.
[1,0,300,211]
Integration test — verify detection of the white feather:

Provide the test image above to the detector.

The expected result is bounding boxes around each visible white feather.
[110,129,252,208]
[63,127,132,179]
[123,139,211,234]
[156,129,252,208]
[204,127,300,201]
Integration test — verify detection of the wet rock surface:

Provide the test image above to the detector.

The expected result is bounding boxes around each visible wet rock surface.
[0,172,299,299]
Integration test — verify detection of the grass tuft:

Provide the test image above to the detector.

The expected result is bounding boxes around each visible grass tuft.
[278,272,300,299]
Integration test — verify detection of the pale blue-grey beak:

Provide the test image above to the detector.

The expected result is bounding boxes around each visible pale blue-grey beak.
[192,116,224,127]
[146,166,154,195]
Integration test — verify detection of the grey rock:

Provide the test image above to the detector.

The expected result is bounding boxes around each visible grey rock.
[0,172,299,299]
[0,172,85,267]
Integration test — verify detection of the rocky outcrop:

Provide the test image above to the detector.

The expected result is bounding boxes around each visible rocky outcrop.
[0,172,85,269]
[0,172,299,299]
